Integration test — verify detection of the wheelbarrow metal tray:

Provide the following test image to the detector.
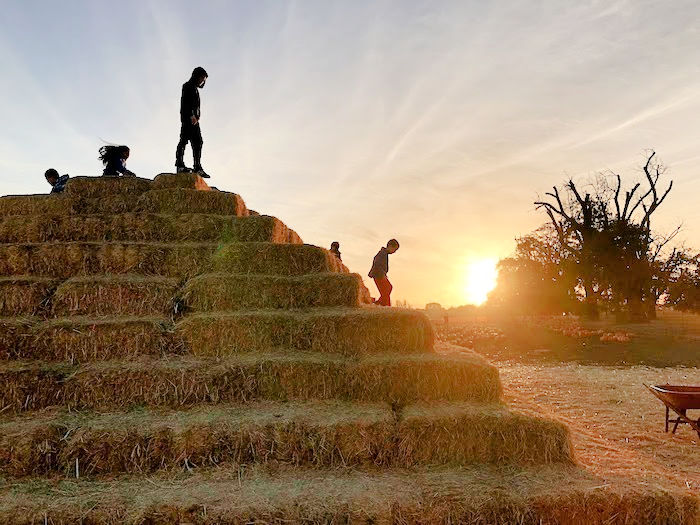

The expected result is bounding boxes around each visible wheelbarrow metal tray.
[648,385,700,411]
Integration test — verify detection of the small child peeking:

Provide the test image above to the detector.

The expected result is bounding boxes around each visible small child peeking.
[44,169,69,194]
[99,145,136,177]
[330,241,342,261]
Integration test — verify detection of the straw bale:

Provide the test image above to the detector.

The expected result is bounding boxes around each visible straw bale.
[64,176,153,199]
[287,228,303,244]
[96,242,215,277]
[0,214,299,244]
[52,275,178,316]
[0,401,391,476]
[0,401,575,477]
[0,277,57,316]
[135,189,248,216]
[153,173,211,191]
[213,242,346,275]
[177,307,433,356]
[0,352,500,413]
[0,243,98,277]
[20,316,173,361]
[0,194,75,216]
[397,402,573,465]
[182,273,369,311]
[0,242,216,278]
[0,465,696,524]
[0,317,36,359]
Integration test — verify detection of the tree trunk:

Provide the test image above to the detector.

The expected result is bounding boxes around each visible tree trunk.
[582,283,599,320]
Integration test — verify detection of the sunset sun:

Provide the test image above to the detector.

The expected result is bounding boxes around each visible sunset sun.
[464,258,498,305]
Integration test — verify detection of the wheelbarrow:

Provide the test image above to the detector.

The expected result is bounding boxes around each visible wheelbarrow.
[644,384,700,438]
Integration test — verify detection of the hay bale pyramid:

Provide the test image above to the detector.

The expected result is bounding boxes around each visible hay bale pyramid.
[0,175,695,523]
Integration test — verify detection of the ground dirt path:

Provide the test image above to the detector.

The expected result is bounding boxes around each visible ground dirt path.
[496,362,700,493]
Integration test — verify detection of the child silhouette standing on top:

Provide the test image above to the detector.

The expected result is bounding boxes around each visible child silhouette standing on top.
[99,145,136,177]
[176,66,210,178]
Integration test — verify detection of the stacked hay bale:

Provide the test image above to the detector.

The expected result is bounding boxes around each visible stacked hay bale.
[0,174,696,524]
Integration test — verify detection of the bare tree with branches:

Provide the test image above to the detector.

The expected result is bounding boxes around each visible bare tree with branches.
[535,151,675,320]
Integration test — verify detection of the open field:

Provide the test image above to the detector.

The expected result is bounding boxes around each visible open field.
[436,309,700,367]
[434,312,700,495]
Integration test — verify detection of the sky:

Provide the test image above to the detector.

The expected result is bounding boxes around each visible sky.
[1,0,700,307]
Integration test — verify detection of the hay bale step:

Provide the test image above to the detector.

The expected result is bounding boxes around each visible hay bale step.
[0,214,302,244]
[0,194,72,217]
[52,275,179,317]
[0,316,173,361]
[153,172,211,191]
[177,307,433,356]
[0,242,342,278]
[135,189,248,216]
[213,242,347,275]
[0,242,217,278]
[64,176,153,198]
[0,352,501,413]
[182,273,369,311]
[0,401,573,477]
[0,277,58,316]
[0,188,247,217]
[0,465,694,524]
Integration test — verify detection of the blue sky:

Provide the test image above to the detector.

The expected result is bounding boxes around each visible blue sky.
[2,0,700,306]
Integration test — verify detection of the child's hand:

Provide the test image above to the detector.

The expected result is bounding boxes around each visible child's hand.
[191,116,198,125]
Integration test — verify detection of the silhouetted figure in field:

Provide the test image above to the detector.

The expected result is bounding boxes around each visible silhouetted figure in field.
[99,145,136,177]
[330,241,342,261]
[176,66,209,178]
[45,169,69,194]
[368,239,399,307]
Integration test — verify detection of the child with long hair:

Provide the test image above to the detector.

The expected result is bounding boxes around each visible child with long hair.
[99,145,136,177]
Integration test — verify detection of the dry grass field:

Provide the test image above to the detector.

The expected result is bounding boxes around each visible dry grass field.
[435,310,700,496]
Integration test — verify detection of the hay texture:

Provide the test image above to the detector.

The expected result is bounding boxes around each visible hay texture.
[0,242,216,278]
[0,194,74,216]
[0,277,57,316]
[0,317,35,359]
[135,189,248,216]
[177,308,433,356]
[0,466,696,525]
[65,176,153,199]
[153,173,211,191]
[213,242,347,275]
[0,352,501,413]
[182,273,369,311]
[52,275,178,316]
[0,187,244,217]
[16,316,172,361]
[0,214,300,244]
[0,401,573,477]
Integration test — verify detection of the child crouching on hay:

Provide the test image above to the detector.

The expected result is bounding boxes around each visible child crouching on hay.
[99,145,136,177]
[368,239,399,306]
[44,169,69,194]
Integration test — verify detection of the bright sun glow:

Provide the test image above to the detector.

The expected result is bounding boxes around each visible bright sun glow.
[464,258,498,305]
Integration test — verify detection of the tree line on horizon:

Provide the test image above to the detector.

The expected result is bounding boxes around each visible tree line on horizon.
[488,151,700,322]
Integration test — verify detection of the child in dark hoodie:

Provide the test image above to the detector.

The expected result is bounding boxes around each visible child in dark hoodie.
[99,145,136,177]
[368,239,399,306]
